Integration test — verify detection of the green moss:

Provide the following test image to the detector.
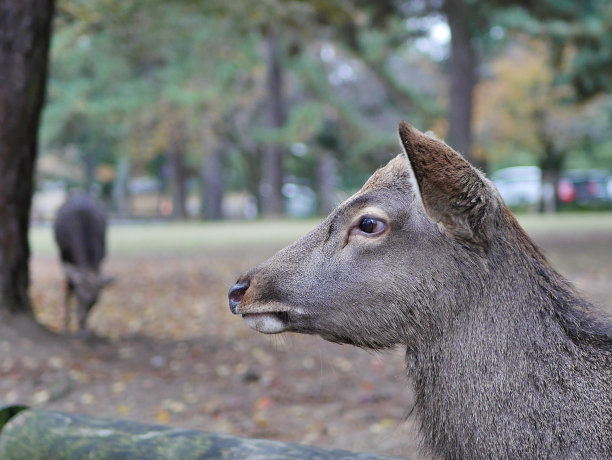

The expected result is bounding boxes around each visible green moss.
[0,410,405,460]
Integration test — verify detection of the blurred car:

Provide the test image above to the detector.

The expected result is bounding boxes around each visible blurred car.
[557,170,611,205]
[490,166,542,207]
[283,183,317,218]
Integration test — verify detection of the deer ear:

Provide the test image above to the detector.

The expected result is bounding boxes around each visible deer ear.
[398,121,498,246]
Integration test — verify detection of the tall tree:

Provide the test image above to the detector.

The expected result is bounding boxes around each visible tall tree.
[202,144,225,220]
[0,0,55,316]
[303,0,479,163]
[262,27,288,216]
[46,1,262,219]
[168,119,188,219]
[475,40,579,211]
[443,0,478,165]
[496,0,612,211]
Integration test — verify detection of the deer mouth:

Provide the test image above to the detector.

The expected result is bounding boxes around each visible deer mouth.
[242,311,290,334]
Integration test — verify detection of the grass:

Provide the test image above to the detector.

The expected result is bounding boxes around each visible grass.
[516,212,612,234]
[30,219,321,257]
[30,212,612,257]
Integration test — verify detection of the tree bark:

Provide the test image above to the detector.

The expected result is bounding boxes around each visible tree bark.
[539,141,564,213]
[112,156,131,216]
[444,0,477,166]
[316,152,337,215]
[0,0,55,316]
[261,29,286,217]
[168,122,187,219]
[534,110,563,213]
[202,145,224,220]
[83,151,96,193]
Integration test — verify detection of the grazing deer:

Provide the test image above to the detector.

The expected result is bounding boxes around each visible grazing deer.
[54,192,113,334]
[229,122,612,459]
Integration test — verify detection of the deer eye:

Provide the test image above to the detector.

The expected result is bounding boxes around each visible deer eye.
[351,216,387,236]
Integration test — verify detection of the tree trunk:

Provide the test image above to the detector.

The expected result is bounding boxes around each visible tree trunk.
[202,145,224,220]
[169,122,187,220]
[0,0,55,316]
[112,156,131,216]
[534,109,563,213]
[169,151,187,219]
[83,151,95,193]
[316,152,337,215]
[539,141,564,213]
[261,29,286,217]
[444,0,478,167]
[540,169,559,213]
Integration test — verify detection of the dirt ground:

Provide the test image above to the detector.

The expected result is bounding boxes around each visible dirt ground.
[2,222,612,459]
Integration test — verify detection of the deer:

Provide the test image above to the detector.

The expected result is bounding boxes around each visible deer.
[54,192,113,335]
[228,122,612,459]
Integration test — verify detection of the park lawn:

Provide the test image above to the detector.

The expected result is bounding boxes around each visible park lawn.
[30,212,612,258]
[29,219,320,257]
[516,212,612,234]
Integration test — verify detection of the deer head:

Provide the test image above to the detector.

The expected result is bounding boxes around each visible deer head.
[229,121,505,350]
[63,263,114,327]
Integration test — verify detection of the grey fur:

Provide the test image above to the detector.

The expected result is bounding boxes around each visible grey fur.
[229,122,612,459]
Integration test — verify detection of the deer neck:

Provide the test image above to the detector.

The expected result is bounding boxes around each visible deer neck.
[406,265,612,459]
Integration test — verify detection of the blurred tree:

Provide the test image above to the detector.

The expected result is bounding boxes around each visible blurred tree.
[437,0,542,167]
[46,0,450,218]
[262,26,287,216]
[167,116,188,219]
[351,0,610,172]
[201,142,225,220]
[476,41,566,211]
[318,0,486,165]
[475,39,611,211]
[0,0,55,316]
[442,0,479,165]
[490,0,612,211]
[305,0,509,167]
[47,0,195,217]
[207,1,441,215]
[42,0,611,220]
[502,0,612,101]
[206,0,317,217]
[46,0,264,219]
[319,1,443,123]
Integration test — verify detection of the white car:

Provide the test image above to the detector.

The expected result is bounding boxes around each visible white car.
[490,166,542,207]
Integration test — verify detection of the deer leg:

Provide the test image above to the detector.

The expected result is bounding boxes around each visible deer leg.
[64,281,73,334]
[77,305,89,333]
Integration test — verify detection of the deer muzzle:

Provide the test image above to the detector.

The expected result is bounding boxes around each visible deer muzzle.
[228,276,295,334]
[228,280,249,314]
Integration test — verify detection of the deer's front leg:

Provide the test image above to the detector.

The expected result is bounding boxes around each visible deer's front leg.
[64,281,73,334]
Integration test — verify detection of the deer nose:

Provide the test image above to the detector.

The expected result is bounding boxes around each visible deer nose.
[228,281,250,314]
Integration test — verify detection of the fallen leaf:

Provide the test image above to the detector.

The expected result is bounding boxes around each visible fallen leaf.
[155,408,171,424]
[255,396,273,410]
[253,411,269,428]
[118,403,130,415]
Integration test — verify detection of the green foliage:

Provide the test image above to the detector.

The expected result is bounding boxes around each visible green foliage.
[44,0,263,183]
[501,0,612,101]
[474,0,612,175]
[39,0,612,209]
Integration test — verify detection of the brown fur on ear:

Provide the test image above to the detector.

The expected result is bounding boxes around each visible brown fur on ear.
[398,121,497,247]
